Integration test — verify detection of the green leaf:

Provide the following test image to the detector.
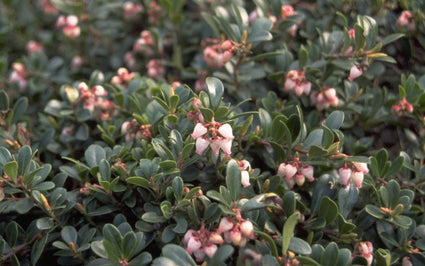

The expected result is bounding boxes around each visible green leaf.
[6,222,18,247]
[282,191,296,216]
[385,156,404,178]
[206,77,224,110]
[126,177,152,189]
[142,212,167,223]
[365,204,385,219]
[289,237,312,255]
[12,97,28,123]
[152,138,174,160]
[282,212,300,255]
[320,242,339,266]
[208,244,234,265]
[318,197,338,225]
[18,145,32,176]
[226,159,241,202]
[324,111,344,129]
[159,160,178,171]
[172,176,183,200]
[298,45,309,68]
[85,145,106,168]
[36,217,55,230]
[31,234,48,265]
[159,244,196,266]
[99,159,111,182]
[129,251,152,266]
[3,161,18,182]
[338,186,359,218]
[374,248,391,266]
[15,197,34,214]
[337,213,356,234]
[62,226,78,244]
[0,90,9,111]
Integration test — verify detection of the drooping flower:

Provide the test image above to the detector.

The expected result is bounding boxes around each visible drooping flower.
[191,121,234,155]
[338,167,352,186]
[348,65,362,81]
[396,10,415,31]
[284,70,311,97]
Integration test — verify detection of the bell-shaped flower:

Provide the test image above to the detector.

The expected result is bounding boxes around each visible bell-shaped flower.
[338,167,352,186]
[204,244,218,259]
[186,236,202,254]
[241,170,250,188]
[219,139,233,155]
[301,165,314,181]
[195,138,210,155]
[218,124,234,139]
[191,123,208,139]
[351,170,364,188]
[277,163,297,180]
[217,217,234,233]
[294,174,305,186]
[240,220,254,238]
[348,65,362,81]
[353,162,369,174]
[229,230,242,246]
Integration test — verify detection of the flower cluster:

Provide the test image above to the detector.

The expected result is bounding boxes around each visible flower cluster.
[355,241,373,266]
[133,30,155,57]
[146,59,165,80]
[191,120,234,155]
[310,87,339,110]
[110,67,135,86]
[280,5,298,36]
[77,82,117,119]
[56,15,81,39]
[283,70,311,97]
[217,214,255,248]
[277,160,314,189]
[8,62,28,90]
[26,40,44,55]
[338,162,369,188]
[120,119,151,142]
[123,1,143,21]
[396,11,415,31]
[391,98,414,115]
[203,39,235,68]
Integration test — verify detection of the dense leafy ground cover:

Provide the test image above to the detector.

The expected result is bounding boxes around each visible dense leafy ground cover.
[1,0,425,265]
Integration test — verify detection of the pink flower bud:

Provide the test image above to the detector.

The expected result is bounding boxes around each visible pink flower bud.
[294,174,305,186]
[209,232,223,245]
[338,167,352,186]
[230,230,242,246]
[240,220,254,238]
[348,65,362,81]
[191,123,208,139]
[218,217,234,233]
[66,15,79,26]
[241,171,250,188]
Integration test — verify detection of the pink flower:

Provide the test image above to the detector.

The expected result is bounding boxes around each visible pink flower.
[396,11,415,31]
[218,124,234,139]
[183,229,196,245]
[240,220,254,238]
[123,1,143,20]
[26,41,44,55]
[358,241,373,266]
[209,232,223,245]
[281,5,297,19]
[203,244,218,259]
[352,162,369,174]
[277,163,297,180]
[147,59,165,80]
[186,237,202,254]
[338,167,352,186]
[351,171,364,188]
[348,65,362,81]
[217,217,233,233]
[301,165,314,181]
[284,70,311,97]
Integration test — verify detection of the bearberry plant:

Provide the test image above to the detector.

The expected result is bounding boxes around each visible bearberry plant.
[1,0,425,265]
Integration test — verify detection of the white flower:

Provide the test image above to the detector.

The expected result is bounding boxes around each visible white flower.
[277,163,297,180]
[195,138,210,155]
[301,165,314,181]
[191,123,208,139]
[240,220,254,238]
[218,124,234,139]
[217,217,233,233]
[353,162,369,174]
[241,171,250,188]
[204,244,218,259]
